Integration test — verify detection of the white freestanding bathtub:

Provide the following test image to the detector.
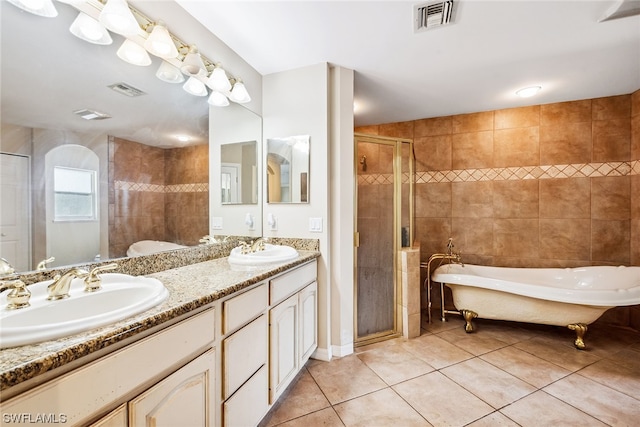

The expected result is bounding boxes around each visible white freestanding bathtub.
[431,263,640,349]
[126,240,188,257]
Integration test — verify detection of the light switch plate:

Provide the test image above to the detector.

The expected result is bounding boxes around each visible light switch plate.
[309,217,323,233]
[212,217,223,230]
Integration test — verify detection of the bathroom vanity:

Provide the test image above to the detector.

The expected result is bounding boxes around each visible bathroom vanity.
[0,253,319,427]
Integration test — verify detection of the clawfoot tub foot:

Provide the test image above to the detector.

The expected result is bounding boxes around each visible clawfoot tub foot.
[460,309,478,333]
[567,323,588,350]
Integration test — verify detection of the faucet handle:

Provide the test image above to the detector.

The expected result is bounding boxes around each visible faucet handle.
[0,257,16,279]
[85,263,118,292]
[36,256,55,271]
[0,278,31,310]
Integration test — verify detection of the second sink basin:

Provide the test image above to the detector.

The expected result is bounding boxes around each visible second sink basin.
[228,244,299,266]
[0,273,168,348]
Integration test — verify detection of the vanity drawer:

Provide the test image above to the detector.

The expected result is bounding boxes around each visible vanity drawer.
[223,282,268,333]
[270,260,317,305]
[222,314,268,399]
[223,365,269,427]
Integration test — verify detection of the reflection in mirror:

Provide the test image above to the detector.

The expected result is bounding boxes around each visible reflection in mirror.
[210,102,262,237]
[220,141,258,204]
[0,1,211,272]
[267,136,310,204]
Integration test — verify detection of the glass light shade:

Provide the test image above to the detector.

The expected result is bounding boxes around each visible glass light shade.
[229,81,251,104]
[70,12,113,45]
[7,0,57,17]
[206,67,231,92]
[144,21,178,59]
[99,0,140,36]
[516,86,542,98]
[207,91,229,107]
[116,39,151,66]
[180,46,207,77]
[156,61,185,83]
[183,76,208,97]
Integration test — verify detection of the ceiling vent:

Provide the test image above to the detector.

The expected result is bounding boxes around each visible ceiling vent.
[73,109,112,121]
[414,0,456,32]
[108,82,146,97]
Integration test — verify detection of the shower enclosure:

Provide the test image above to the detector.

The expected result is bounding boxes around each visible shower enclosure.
[354,134,414,346]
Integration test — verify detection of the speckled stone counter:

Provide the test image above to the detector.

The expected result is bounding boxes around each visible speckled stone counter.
[0,244,319,395]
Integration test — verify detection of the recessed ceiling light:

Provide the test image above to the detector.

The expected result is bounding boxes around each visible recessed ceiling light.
[175,135,190,142]
[516,86,542,98]
[73,109,111,120]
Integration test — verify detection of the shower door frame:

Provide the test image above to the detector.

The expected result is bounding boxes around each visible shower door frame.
[353,133,414,347]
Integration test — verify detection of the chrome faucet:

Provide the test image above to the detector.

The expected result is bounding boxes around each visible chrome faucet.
[47,268,89,300]
[84,263,118,292]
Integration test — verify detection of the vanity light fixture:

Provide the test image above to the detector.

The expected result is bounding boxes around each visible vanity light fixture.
[69,12,112,45]
[116,39,151,66]
[229,80,251,104]
[206,65,232,92]
[99,0,140,36]
[156,61,184,84]
[183,76,208,97]
[180,45,207,77]
[207,91,230,107]
[7,0,57,17]
[516,85,542,98]
[144,20,178,59]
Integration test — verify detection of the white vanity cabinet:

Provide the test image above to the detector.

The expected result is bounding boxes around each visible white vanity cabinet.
[3,308,216,427]
[220,283,269,427]
[269,261,318,403]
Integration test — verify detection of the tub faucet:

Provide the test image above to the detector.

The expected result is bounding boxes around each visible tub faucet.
[445,238,463,265]
[47,268,89,300]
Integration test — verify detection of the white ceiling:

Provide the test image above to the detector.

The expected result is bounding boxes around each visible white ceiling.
[177,0,640,126]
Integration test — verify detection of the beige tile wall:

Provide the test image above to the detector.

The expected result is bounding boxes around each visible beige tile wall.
[356,90,640,329]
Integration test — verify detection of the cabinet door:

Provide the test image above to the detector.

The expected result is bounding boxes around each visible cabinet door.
[129,349,215,427]
[269,293,298,403]
[89,404,127,427]
[299,281,318,365]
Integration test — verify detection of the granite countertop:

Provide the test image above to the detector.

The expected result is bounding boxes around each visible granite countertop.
[0,251,319,394]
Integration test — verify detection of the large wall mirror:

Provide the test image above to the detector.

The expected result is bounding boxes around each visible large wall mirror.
[267,136,310,203]
[0,1,252,272]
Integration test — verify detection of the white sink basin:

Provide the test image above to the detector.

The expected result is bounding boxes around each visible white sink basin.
[228,244,298,266]
[0,273,168,348]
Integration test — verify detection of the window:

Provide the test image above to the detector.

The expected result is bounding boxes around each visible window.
[53,166,97,221]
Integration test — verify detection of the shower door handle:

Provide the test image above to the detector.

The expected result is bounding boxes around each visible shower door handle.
[354,232,360,248]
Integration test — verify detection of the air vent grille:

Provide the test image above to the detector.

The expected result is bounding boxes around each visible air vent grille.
[108,82,146,97]
[414,0,456,32]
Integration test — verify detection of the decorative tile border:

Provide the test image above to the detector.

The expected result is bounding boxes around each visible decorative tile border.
[115,181,209,193]
[359,161,637,185]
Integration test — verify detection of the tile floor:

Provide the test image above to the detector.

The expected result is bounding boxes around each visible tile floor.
[259,313,640,427]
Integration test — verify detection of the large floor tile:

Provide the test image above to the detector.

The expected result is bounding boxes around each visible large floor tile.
[401,334,473,369]
[470,319,541,344]
[480,346,571,388]
[393,371,493,427]
[421,315,465,334]
[307,354,387,404]
[275,408,344,427]
[436,327,510,356]
[465,412,519,427]
[261,370,330,427]
[441,358,536,409]
[544,373,640,425]
[333,388,431,427]
[500,391,607,426]
[514,335,601,371]
[578,349,640,399]
[356,343,434,385]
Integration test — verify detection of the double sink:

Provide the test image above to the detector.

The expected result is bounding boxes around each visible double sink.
[0,243,298,349]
